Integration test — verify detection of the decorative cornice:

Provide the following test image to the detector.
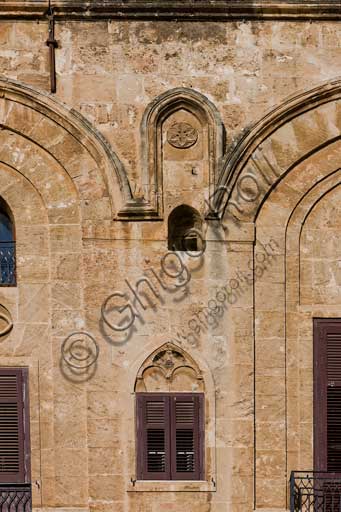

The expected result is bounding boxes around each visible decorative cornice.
[1,1,341,21]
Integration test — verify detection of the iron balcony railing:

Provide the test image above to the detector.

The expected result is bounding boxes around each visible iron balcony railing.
[0,242,16,286]
[290,471,341,511]
[0,484,31,512]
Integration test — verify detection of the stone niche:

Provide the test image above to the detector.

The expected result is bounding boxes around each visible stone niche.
[135,342,205,392]
[162,109,207,213]
[137,88,224,219]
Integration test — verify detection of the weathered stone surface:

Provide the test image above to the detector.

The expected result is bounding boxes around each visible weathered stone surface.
[2,6,341,512]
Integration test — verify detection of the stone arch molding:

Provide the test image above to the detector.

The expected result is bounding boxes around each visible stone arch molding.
[135,342,204,392]
[119,87,225,220]
[0,79,226,221]
[214,77,341,237]
[128,342,216,488]
[0,76,132,216]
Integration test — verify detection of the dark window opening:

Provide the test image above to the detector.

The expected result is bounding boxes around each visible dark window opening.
[168,205,204,253]
[0,199,15,286]
[136,393,204,481]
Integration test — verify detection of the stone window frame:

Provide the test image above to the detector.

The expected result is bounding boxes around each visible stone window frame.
[127,342,216,492]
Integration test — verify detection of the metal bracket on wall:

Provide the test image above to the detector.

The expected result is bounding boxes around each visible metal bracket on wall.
[45,4,58,93]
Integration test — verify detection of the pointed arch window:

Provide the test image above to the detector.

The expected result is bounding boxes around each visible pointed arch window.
[0,200,15,286]
[135,344,205,481]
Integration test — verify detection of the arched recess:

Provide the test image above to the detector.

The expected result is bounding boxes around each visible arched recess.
[124,342,216,489]
[0,161,52,507]
[0,76,132,217]
[218,79,341,510]
[253,143,341,509]
[118,88,224,220]
[0,137,93,506]
[0,79,105,507]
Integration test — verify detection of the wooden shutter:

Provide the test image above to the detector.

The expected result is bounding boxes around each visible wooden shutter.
[0,368,29,483]
[136,393,205,481]
[136,394,171,480]
[327,329,341,472]
[314,319,341,472]
[170,394,204,480]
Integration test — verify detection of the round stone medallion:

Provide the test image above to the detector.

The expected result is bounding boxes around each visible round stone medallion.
[0,304,13,338]
[167,122,198,149]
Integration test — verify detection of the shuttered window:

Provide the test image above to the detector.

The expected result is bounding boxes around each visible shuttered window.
[327,331,341,472]
[0,368,30,483]
[136,393,204,480]
[314,319,341,472]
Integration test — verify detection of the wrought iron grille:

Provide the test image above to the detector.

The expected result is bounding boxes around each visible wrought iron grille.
[0,484,31,512]
[290,471,341,511]
[0,242,15,286]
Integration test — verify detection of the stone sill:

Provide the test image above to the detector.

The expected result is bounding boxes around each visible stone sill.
[127,480,216,492]
[34,509,89,512]
[1,1,341,20]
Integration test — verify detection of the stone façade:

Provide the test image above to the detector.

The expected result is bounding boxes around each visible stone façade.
[0,3,341,512]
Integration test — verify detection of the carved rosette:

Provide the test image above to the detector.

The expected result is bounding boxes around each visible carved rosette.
[167,122,198,149]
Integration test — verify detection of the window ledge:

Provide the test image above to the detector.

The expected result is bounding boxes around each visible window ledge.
[127,480,216,492]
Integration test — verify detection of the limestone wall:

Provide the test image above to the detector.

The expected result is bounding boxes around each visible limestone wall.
[1,11,341,512]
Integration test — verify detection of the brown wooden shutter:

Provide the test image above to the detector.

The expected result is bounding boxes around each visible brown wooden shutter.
[326,329,341,472]
[314,319,341,472]
[170,394,204,480]
[136,393,204,481]
[136,394,171,480]
[0,368,29,483]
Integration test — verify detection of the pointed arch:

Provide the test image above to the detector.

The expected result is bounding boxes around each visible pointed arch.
[0,76,132,217]
[119,88,224,220]
[211,77,341,234]
[128,341,216,489]
[242,129,341,506]
[135,342,204,392]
